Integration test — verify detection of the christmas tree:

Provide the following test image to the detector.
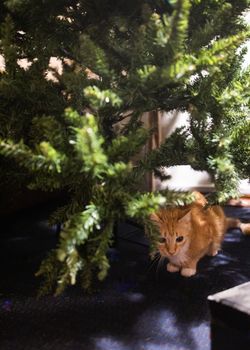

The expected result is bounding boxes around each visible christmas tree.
[0,0,249,294]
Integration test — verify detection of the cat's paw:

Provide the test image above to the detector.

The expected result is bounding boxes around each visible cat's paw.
[207,249,218,257]
[181,268,196,277]
[240,223,250,235]
[167,263,180,273]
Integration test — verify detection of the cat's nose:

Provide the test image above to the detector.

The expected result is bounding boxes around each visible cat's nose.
[168,250,175,255]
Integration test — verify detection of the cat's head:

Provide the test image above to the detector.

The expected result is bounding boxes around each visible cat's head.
[150,209,192,257]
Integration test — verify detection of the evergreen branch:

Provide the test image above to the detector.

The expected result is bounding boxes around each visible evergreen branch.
[57,204,101,263]
[126,192,166,219]
[106,161,132,179]
[169,0,191,54]
[49,200,84,226]
[63,108,85,128]
[230,120,250,179]
[91,219,114,281]
[46,204,103,294]
[107,127,150,162]
[120,111,144,134]
[36,250,60,297]
[56,250,83,295]
[70,111,108,177]
[189,2,233,49]
[217,72,250,109]
[157,189,196,207]
[207,136,240,203]
[84,86,122,110]
[141,127,190,170]
[196,33,249,68]
[78,33,110,78]
[0,139,64,173]
[146,12,172,48]
[30,115,68,151]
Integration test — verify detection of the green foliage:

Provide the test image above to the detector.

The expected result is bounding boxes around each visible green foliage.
[107,128,150,162]
[207,136,240,203]
[0,139,64,174]
[54,205,101,293]
[126,192,166,218]
[230,120,250,178]
[0,0,250,293]
[71,112,108,176]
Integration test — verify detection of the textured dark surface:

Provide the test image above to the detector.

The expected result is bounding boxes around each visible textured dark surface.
[0,205,250,350]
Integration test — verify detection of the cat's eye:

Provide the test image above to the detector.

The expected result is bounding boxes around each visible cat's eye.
[158,237,166,244]
[176,236,184,243]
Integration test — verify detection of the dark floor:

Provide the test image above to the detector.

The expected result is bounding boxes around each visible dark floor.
[0,205,250,350]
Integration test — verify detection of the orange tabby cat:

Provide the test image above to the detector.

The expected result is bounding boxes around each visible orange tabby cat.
[150,192,250,277]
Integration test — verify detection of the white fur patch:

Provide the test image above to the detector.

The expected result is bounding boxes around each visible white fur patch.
[181,268,196,277]
[167,263,180,272]
[168,241,189,267]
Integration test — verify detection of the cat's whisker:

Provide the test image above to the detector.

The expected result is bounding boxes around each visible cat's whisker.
[150,251,160,263]
[146,253,161,275]
[156,255,166,280]
[149,253,161,269]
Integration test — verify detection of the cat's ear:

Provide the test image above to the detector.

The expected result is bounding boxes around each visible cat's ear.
[178,210,192,225]
[149,212,162,225]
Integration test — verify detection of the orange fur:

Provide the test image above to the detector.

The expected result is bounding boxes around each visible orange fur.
[150,192,250,277]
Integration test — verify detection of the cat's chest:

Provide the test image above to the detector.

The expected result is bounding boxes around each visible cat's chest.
[169,252,187,266]
[168,244,189,266]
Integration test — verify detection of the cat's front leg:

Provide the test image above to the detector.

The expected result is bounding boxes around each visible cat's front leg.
[181,260,198,277]
[167,262,180,273]
[181,267,196,277]
[207,242,220,256]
